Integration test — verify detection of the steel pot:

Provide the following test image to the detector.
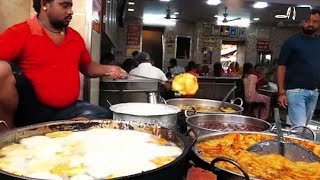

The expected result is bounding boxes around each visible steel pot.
[0,120,196,180]
[165,98,244,133]
[192,131,320,180]
[186,114,271,136]
[109,103,181,130]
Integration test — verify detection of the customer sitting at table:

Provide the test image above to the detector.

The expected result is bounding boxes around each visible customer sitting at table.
[129,52,170,89]
[243,63,270,120]
[252,64,266,88]
[186,61,200,77]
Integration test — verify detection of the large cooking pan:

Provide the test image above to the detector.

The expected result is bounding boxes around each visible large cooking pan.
[192,131,320,180]
[0,120,195,180]
[165,98,244,133]
[186,114,271,136]
[110,103,181,130]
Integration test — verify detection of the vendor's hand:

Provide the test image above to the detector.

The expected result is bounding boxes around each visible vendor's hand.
[105,65,127,79]
[277,94,287,109]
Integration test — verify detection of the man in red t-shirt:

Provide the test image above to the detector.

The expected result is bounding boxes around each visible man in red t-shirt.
[0,0,127,130]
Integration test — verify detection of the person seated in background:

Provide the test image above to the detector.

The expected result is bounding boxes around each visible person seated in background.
[129,52,170,89]
[169,58,185,76]
[265,59,278,83]
[213,62,225,77]
[252,64,266,88]
[131,51,139,59]
[101,52,115,65]
[228,62,241,77]
[186,61,200,77]
[121,58,136,73]
[243,63,270,120]
[201,65,213,76]
[196,64,202,75]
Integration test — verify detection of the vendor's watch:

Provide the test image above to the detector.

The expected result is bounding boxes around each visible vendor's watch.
[278,92,286,96]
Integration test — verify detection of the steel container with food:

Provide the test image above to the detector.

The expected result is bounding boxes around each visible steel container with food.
[186,114,271,136]
[109,103,181,130]
[192,131,320,180]
[165,98,244,133]
[0,120,195,180]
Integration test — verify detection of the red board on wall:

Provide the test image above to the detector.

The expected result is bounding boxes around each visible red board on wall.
[126,24,141,45]
[256,41,270,51]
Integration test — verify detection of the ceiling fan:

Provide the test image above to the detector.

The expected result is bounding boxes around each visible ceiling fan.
[165,6,178,20]
[221,7,241,23]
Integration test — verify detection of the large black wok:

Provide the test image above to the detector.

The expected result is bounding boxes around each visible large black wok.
[191,131,320,180]
[0,120,196,180]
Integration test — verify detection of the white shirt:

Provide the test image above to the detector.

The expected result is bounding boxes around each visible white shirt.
[170,66,185,75]
[129,63,168,82]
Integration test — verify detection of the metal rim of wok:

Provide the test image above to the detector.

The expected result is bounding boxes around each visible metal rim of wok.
[166,98,244,114]
[193,131,320,180]
[186,114,272,134]
[109,103,181,116]
[0,119,196,180]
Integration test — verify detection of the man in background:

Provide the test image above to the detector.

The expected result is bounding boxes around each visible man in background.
[129,52,170,89]
[277,9,320,127]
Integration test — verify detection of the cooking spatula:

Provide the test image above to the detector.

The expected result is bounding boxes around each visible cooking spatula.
[247,108,320,162]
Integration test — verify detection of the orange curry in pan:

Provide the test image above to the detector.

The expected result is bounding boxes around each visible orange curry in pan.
[196,133,320,180]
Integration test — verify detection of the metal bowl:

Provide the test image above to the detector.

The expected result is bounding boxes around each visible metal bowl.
[165,98,244,133]
[186,114,271,136]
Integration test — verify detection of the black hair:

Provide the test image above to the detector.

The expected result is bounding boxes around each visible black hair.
[311,9,320,15]
[213,62,222,77]
[33,0,54,14]
[186,61,196,71]
[101,52,115,65]
[132,51,139,57]
[242,62,253,78]
[121,58,135,73]
[169,58,177,66]
[254,64,262,70]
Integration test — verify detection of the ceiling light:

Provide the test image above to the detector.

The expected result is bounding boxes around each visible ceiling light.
[297,5,312,8]
[160,0,170,2]
[128,2,135,5]
[207,0,221,5]
[143,14,176,26]
[174,12,180,15]
[128,8,135,12]
[253,2,268,9]
[253,18,260,21]
[275,15,288,19]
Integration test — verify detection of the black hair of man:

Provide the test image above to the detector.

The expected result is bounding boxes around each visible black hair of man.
[33,0,54,14]
[101,52,115,65]
[132,51,139,57]
[169,58,177,66]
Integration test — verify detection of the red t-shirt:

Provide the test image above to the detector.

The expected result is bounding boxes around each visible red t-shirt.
[0,16,92,108]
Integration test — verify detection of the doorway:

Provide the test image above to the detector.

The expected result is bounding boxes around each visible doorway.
[142,26,164,69]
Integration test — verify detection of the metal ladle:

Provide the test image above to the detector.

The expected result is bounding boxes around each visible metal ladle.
[248,108,320,162]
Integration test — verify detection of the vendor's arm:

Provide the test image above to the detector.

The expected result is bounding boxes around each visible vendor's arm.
[85,62,127,79]
[78,43,126,79]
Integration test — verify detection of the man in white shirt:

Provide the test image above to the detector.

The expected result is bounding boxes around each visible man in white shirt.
[169,58,185,76]
[129,52,168,81]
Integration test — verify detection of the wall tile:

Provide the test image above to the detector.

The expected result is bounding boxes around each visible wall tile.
[0,0,30,32]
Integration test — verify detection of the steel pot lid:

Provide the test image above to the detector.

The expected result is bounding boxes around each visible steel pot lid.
[110,103,181,116]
